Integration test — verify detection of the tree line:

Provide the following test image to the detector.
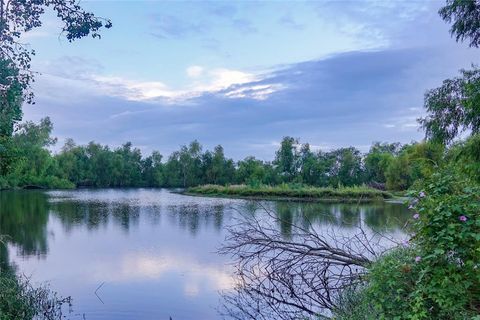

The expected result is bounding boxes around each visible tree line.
[1,115,478,191]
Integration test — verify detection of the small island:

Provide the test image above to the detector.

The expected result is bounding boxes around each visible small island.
[186,184,392,202]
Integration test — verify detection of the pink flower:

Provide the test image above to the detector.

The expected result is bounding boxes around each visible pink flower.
[415,256,421,263]
[459,215,467,222]
[413,213,420,220]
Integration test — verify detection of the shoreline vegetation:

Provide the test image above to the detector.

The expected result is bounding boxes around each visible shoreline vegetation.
[185,184,392,202]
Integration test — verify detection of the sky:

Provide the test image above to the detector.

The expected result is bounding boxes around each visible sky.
[22,0,480,160]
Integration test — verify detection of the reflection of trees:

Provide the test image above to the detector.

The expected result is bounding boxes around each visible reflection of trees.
[50,200,140,233]
[363,202,410,231]
[267,201,408,236]
[274,202,294,238]
[166,203,226,235]
[0,191,50,259]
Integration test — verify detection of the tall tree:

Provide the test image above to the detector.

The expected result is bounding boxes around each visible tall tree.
[274,136,299,182]
[364,142,400,184]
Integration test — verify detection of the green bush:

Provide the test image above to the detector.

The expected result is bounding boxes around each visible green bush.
[335,169,480,320]
[0,270,71,320]
[334,247,420,320]
[407,169,480,319]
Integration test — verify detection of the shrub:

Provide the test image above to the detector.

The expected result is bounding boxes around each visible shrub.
[335,168,480,319]
[334,247,420,320]
[407,168,480,319]
[0,270,71,320]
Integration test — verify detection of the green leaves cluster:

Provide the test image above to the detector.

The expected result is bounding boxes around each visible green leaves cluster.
[0,270,70,320]
[406,170,480,319]
[0,0,111,104]
[440,0,480,48]
[334,248,422,320]
[420,67,480,145]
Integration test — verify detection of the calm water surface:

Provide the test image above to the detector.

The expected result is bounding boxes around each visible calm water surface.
[0,189,410,320]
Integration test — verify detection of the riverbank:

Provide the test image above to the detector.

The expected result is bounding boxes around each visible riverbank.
[185,185,393,202]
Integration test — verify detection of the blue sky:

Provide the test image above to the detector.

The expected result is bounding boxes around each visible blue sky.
[22,0,480,159]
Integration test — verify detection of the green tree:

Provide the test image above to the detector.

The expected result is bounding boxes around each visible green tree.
[0,59,22,137]
[236,156,267,186]
[445,133,480,182]
[326,147,363,187]
[364,142,400,184]
[419,67,480,144]
[142,151,164,187]
[439,0,480,48]
[274,136,299,182]
[7,117,72,188]
[0,0,111,103]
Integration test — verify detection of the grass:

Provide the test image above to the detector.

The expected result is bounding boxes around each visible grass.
[186,184,392,202]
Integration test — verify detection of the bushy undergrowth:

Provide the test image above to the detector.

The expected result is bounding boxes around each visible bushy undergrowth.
[187,184,392,201]
[335,248,420,320]
[334,168,480,320]
[334,248,420,320]
[0,270,71,320]
[0,175,74,190]
[407,169,480,319]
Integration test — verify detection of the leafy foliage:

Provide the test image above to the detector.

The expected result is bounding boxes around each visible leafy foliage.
[1,119,463,191]
[0,270,71,320]
[334,248,421,320]
[419,67,480,144]
[0,0,111,103]
[407,169,480,319]
[439,0,480,48]
[0,59,22,137]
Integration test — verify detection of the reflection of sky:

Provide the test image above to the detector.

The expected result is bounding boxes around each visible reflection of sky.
[10,190,240,320]
[93,252,234,295]
[7,189,409,319]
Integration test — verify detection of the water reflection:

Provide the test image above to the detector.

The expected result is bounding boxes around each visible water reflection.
[0,191,50,258]
[253,201,410,238]
[0,189,409,320]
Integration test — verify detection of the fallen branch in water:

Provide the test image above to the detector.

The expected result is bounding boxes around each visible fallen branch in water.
[220,203,396,319]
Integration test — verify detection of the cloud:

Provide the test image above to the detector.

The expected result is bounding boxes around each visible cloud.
[37,61,284,103]
[91,252,234,294]
[278,13,304,30]
[27,43,479,161]
[186,66,204,78]
[39,56,104,80]
[310,0,432,48]
[149,14,208,39]
[207,4,237,18]
[231,18,257,34]
[223,83,286,101]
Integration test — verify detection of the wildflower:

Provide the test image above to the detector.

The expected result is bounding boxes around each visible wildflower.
[402,240,410,247]
[459,215,467,222]
[413,213,420,220]
[408,204,414,210]
[415,256,421,263]
[419,191,426,198]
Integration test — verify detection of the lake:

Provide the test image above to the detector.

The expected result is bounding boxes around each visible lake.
[0,189,410,320]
